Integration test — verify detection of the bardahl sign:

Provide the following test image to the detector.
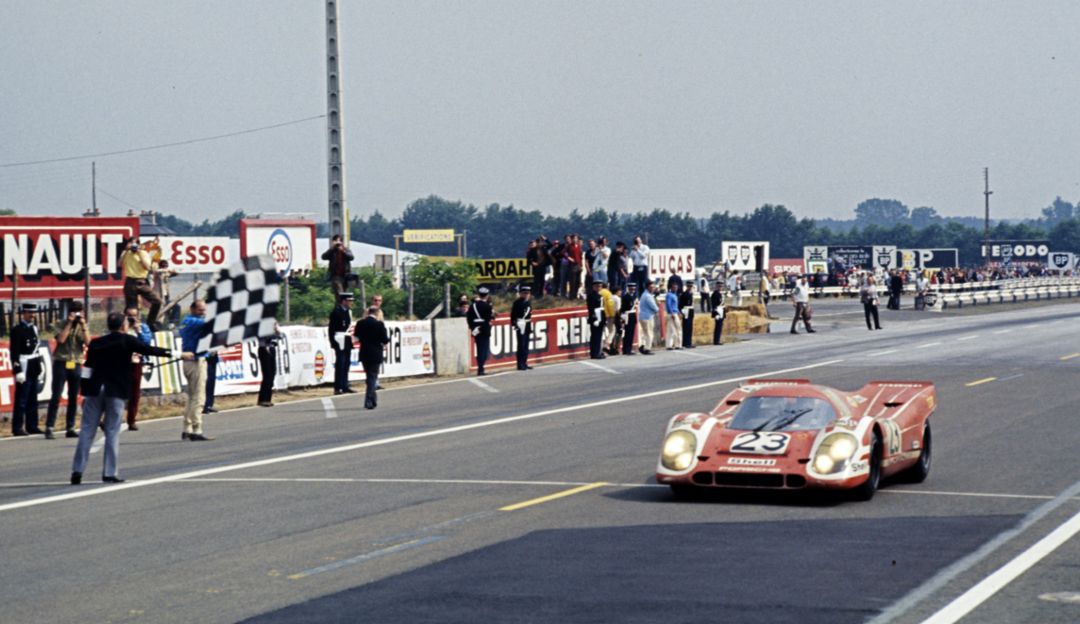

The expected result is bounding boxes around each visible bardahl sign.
[0,216,139,299]
[474,258,532,282]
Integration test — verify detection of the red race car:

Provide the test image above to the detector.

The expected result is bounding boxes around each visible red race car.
[656,378,935,500]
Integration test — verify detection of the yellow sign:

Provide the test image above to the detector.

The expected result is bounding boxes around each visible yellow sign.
[403,229,455,243]
[475,258,532,282]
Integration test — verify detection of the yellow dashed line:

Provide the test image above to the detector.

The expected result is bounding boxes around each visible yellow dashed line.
[1061,353,1080,361]
[499,482,609,512]
[965,377,997,387]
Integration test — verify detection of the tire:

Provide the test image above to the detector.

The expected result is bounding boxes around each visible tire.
[851,432,882,502]
[903,420,932,483]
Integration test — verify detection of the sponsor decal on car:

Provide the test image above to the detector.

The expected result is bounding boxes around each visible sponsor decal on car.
[728,457,777,466]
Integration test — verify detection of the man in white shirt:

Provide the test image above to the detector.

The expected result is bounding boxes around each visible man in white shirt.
[629,236,650,294]
[592,237,611,284]
[727,271,742,307]
[790,277,815,334]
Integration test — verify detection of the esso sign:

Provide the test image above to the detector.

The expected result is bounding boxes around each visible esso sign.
[157,236,234,273]
[267,228,293,274]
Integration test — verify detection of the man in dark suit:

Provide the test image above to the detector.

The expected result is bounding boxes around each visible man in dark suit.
[466,286,495,375]
[710,281,726,345]
[620,282,638,356]
[888,270,904,310]
[510,286,533,370]
[354,306,390,409]
[329,292,355,394]
[71,312,174,485]
[9,302,44,436]
[587,280,606,359]
[679,283,696,348]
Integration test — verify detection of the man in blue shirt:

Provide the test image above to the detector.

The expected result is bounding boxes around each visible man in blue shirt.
[179,300,214,441]
[636,282,659,355]
[664,284,683,350]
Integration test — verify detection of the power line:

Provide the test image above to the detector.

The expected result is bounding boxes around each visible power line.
[0,114,327,168]
[97,187,145,212]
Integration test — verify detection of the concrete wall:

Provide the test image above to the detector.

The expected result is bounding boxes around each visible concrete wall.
[432,317,470,376]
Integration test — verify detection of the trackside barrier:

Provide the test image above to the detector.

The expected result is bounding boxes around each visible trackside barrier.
[760,277,1080,304]
[929,277,1080,311]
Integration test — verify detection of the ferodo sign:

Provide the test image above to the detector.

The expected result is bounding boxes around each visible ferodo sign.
[157,236,235,273]
[239,219,317,274]
[474,258,532,282]
[0,216,138,298]
[470,306,593,371]
[981,241,1050,263]
[648,248,696,283]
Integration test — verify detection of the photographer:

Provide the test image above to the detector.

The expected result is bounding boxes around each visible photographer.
[45,301,90,439]
[124,306,153,431]
[119,236,163,330]
[321,234,355,296]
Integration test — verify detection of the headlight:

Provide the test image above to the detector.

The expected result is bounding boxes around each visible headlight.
[661,430,697,471]
[812,433,859,475]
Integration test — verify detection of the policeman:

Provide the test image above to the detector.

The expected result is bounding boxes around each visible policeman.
[9,303,44,436]
[510,285,533,370]
[710,280,726,345]
[329,292,356,394]
[587,280,606,359]
[620,282,638,356]
[679,283,696,348]
[466,286,495,375]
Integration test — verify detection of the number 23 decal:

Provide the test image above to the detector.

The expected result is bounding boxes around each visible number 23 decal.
[730,432,790,454]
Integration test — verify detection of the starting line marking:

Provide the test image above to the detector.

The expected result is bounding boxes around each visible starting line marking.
[916,342,943,349]
[287,535,447,580]
[467,378,499,394]
[499,482,609,512]
[965,377,997,387]
[321,398,337,419]
[578,360,621,375]
[956,335,979,342]
[1061,353,1080,361]
[869,349,899,357]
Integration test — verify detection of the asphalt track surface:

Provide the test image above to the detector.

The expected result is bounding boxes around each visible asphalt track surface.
[2,299,1080,624]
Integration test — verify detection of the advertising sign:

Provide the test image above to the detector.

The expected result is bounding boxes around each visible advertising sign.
[0,216,138,299]
[156,236,236,273]
[470,306,591,372]
[981,240,1050,263]
[239,219,317,275]
[648,249,696,284]
[803,246,829,275]
[769,258,805,274]
[803,245,896,271]
[474,258,532,282]
[721,241,770,272]
[896,248,959,270]
[403,229,455,243]
[347,320,434,380]
[1048,252,1075,272]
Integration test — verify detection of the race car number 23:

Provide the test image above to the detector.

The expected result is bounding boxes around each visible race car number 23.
[730,432,790,455]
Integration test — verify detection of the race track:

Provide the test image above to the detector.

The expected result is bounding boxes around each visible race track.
[2,300,1079,624]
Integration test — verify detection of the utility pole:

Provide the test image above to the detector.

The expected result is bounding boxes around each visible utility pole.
[91,161,98,216]
[983,167,992,264]
[326,0,349,244]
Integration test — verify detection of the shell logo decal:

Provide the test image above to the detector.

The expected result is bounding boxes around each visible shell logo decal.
[314,351,326,381]
[422,343,433,370]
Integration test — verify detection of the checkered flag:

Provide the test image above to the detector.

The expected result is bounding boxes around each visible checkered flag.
[196,255,282,353]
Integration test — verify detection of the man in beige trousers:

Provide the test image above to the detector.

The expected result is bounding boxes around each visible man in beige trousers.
[179,300,214,441]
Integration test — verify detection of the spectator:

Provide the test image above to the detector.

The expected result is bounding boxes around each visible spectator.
[630,236,650,295]
[355,306,391,409]
[321,234,355,296]
[710,280,726,345]
[466,286,496,375]
[583,239,598,291]
[453,295,470,317]
[565,234,583,298]
[665,285,682,350]
[9,302,44,436]
[549,237,564,297]
[592,237,610,285]
[153,260,179,326]
[915,272,930,310]
[329,292,356,394]
[203,352,219,415]
[124,306,153,431]
[372,293,385,321]
[510,285,534,370]
[609,242,629,291]
[679,282,696,349]
[888,269,904,310]
[587,280,606,359]
[637,282,659,355]
[45,301,89,439]
[179,300,215,441]
[727,271,742,307]
[666,271,683,294]
[790,277,815,334]
[620,282,638,356]
[601,280,618,354]
[119,236,162,330]
[257,322,283,407]
[527,238,548,297]
[70,311,173,485]
[697,270,711,313]
[860,276,883,331]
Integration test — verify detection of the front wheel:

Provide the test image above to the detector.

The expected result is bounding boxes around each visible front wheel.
[851,432,882,502]
[903,420,932,483]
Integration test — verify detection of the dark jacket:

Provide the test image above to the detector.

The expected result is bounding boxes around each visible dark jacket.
[678,290,695,314]
[710,290,725,315]
[889,274,903,293]
[587,289,604,325]
[321,246,354,278]
[81,332,170,399]
[466,299,495,338]
[510,298,532,334]
[328,305,353,351]
[354,316,390,365]
[8,321,42,376]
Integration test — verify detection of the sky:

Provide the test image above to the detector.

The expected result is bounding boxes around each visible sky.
[2,1,1079,224]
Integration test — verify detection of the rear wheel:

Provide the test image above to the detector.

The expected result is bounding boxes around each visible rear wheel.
[851,432,882,501]
[903,420,932,483]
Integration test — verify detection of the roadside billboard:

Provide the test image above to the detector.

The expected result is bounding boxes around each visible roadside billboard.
[403,229,455,243]
[769,258,805,274]
[156,236,236,273]
[0,216,138,299]
[721,241,770,272]
[981,241,1050,264]
[803,245,896,272]
[896,248,959,270]
[239,219,317,275]
[474,258,532,282]
[470,306,591,372]
[648,248,696,284]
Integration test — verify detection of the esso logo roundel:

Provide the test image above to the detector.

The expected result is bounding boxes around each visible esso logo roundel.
[267,228,293,274]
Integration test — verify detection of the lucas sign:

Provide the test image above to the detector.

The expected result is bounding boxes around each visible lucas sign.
[648,249,696,283]
[0,216,138,298]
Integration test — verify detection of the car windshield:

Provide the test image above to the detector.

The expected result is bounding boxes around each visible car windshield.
[729,396,837,432]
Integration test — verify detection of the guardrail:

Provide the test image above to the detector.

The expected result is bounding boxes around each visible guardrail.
[930,277,1080,311]
[755,277,1080,304]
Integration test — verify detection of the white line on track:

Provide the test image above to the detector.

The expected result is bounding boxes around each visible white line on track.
[321,398,337,418]
[467,377,499,393]
[578,360,621,375]
[916,342,943,349]
[90,423,128,454]
[992,329,1011,335]
[956,335,979,341]
[867,476,1080,624]
[0,358,842,514]
[669,348,716,360]
[868,349,899,357]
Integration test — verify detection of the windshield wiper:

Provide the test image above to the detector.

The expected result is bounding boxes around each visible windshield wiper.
[760,408,813,432]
